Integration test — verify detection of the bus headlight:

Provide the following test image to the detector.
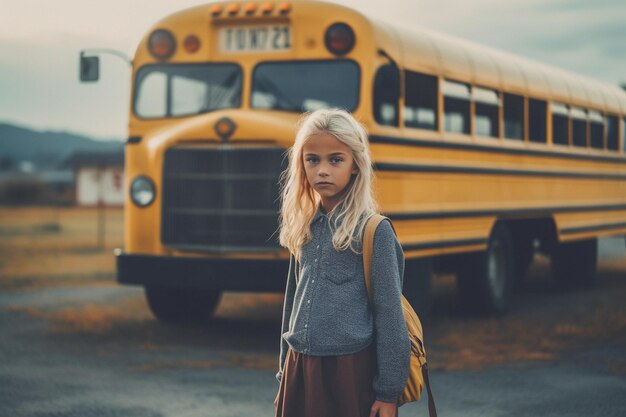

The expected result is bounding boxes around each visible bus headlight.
[130,176,156,207]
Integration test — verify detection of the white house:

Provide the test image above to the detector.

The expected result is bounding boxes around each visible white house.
[63,151,124,207]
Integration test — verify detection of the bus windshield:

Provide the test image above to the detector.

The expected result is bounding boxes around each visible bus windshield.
[251,60,359,112]
[133,63,242,119]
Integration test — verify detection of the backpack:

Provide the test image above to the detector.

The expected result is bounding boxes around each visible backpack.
[362,214,437,416]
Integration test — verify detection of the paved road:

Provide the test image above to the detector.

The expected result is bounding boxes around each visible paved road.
[1,238,625,417]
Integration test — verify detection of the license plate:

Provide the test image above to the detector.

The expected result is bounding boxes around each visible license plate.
[219,25,292,52]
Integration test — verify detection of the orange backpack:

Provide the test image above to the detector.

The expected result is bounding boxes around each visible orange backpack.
[362,214,437,416]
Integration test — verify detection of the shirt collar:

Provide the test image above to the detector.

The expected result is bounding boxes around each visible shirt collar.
[312,201,348,224]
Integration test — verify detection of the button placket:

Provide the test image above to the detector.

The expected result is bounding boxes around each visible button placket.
[304,220,321,354]
[309,219,325,354]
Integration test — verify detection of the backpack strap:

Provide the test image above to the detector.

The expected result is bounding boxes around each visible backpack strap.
[423,364,438,417]
[362,214,398,305]
[362,214,387,307]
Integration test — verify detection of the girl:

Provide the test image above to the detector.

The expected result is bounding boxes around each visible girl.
[274,109,410,417]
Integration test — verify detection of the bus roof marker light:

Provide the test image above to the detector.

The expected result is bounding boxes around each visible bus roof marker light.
[227,3,241,16]
[215,117,237,141]
[184,35,201,53]
[148,29,176,61]
[325,23,355,56]
[244,2,257,15]
[278,3,291,14]
[261,2,274,14]
[211,4,223,16]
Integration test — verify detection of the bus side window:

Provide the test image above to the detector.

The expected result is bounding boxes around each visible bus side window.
[605,115,618,151]
[589,110,604,149]
[529,98,547,143]
[443,80,470,134]
[404,71,437,130]
[473,86,499,138]
[374,64,400,126]
[551,102,569,146]
[503,93,524,140]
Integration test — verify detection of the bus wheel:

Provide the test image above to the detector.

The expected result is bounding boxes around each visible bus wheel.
[513,238,534,287]
[457,222,515,315]
[402,257,433,320]
[144,286,222,324]
[551,239,597,289]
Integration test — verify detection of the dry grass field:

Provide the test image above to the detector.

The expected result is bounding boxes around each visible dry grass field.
[0,206,123,289]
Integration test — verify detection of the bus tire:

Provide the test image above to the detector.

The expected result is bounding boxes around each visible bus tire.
[457,222,515,315]
[144,286,222,324]
[402,257,433,320]
[551,239,597,289]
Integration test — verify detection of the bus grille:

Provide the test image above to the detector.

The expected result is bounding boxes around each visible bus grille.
[161,146,286,252]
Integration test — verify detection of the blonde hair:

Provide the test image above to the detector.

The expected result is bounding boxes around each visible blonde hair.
[278,108,378,261]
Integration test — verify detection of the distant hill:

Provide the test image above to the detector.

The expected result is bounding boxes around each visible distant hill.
[0,123,123,171]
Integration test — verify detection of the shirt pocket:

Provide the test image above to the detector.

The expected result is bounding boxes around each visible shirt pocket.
[324,249,358,285]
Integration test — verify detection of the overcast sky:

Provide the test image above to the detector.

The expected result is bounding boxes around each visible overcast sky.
[0,0,624,140]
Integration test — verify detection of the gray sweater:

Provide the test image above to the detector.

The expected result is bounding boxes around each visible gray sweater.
[276,205,411,403]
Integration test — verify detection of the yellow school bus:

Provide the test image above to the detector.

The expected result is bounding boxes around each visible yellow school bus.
[82,0,626,320]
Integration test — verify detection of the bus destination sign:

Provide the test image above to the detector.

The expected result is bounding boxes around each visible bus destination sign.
[219,25,292,52]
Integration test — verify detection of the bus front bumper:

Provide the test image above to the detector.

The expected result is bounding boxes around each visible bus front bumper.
[116,251,289,292]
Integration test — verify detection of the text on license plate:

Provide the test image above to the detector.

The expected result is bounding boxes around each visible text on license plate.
[219,25,292,52]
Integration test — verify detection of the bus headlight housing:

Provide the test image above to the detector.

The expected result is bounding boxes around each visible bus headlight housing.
[325,23,355,56]
[130,176,156,207]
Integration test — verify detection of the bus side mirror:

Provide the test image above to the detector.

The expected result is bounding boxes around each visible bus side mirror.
[80,55,99,82]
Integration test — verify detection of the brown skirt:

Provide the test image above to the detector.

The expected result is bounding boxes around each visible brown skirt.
[275,343,384,417]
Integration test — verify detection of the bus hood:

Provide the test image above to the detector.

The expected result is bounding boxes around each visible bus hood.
[140,110,302,154]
